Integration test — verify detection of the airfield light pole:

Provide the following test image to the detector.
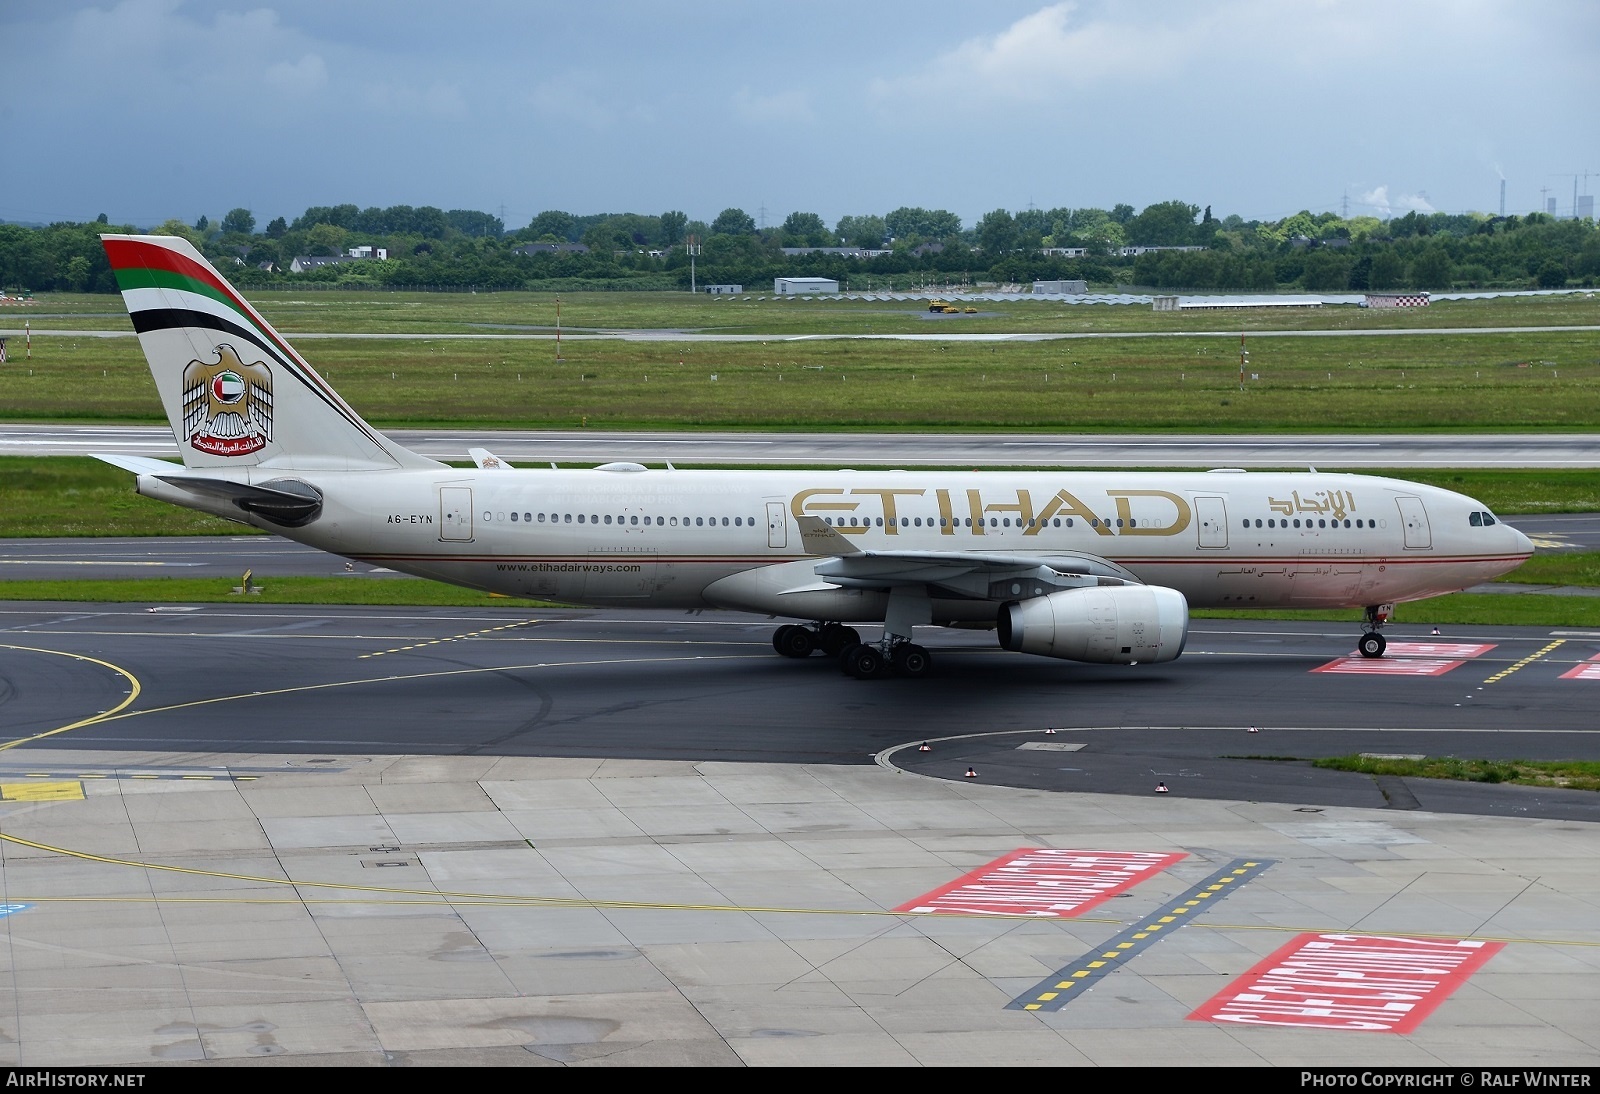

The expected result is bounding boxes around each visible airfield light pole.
[1239,332,1248,392]
[687,234,700,294]
[555,295,564,362]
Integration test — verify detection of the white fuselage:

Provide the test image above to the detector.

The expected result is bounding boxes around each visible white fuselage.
[186,466,1532,621]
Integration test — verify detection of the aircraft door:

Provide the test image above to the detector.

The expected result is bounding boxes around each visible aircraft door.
[766,502,788,549]
[439,486,474,542]
[1195,496,1228,548]
[1395,496,1431,549]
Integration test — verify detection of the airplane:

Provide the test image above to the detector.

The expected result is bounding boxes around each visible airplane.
[93,234,1534,679]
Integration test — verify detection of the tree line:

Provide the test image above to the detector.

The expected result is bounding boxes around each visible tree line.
[2,199,1596,294]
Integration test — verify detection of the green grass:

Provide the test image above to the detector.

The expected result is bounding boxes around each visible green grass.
[1310,755,1600,792]
[0,456,259,536]
[15,286,1600,336]
[8,327,1600,431]
[1193,593,1600,627]
[0,575,553,607]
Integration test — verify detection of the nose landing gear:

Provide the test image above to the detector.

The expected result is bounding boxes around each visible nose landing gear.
[1358,603,1393,658]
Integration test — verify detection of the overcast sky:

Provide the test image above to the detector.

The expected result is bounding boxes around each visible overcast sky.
[4,0,1597,231]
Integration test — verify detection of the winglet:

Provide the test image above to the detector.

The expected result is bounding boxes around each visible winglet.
[469,447,509,470]
[796,515,863,556]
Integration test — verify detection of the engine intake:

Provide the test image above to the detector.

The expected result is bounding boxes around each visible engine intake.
[998,585,1188,664]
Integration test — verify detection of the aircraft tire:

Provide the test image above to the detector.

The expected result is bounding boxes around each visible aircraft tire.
[891,644,932,678]
[1358,632,1386,659]
[774,625,816,658]
[843,644,887,679]
[819,624,861,657]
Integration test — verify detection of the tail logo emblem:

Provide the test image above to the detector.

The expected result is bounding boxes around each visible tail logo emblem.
[181,345,273,457]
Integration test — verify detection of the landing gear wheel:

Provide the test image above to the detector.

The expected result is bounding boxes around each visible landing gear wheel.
[818,624,861,657]
[891,643,932,678]
[1358,632,1386,659]
[842,644,888,679]
[773,625,816,658]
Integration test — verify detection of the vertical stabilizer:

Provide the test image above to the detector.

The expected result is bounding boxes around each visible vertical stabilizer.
[102,234,440,471]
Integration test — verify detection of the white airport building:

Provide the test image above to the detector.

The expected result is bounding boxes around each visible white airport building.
[774,277,839,295]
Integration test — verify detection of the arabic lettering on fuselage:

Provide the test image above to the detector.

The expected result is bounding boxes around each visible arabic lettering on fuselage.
[1266,489,1357,522]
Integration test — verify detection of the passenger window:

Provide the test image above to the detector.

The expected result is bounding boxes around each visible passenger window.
[723,517,730,526]
[563,514,571,523]
[1292,519,1300,528]
[578,514,586,523]
[511,512,518,522]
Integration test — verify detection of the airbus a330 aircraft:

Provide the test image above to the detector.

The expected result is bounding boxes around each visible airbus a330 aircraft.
[96,235,1533,679]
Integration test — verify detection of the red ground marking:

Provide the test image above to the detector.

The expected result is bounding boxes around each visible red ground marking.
[1189,932,1503,1032]
[1381,642,1495,658]
[1559,654,1600,680]
[1312,642,1495,676]
[1313,657,1467,676]
[894,848,1187,918]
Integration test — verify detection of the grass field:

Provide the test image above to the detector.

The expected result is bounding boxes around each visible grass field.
[6,327,1600,430]
[12,286,1600,336]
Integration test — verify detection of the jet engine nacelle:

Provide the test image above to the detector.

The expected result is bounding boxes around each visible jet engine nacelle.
[998,585,1188,664]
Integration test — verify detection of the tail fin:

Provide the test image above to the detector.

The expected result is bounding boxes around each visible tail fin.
[102,234,440,472]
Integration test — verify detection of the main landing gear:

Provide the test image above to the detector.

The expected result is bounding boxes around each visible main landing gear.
[772,622,860,659]
[1357,603,1393,658]
[769,624,934,680]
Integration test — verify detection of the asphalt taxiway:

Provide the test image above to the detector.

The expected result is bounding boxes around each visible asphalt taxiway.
[1,602,1597,1066]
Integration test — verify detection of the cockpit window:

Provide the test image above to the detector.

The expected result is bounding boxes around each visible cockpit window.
[1470,512,1483,527]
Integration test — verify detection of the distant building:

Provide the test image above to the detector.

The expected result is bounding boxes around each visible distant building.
[289,255,353,273]
[511,242,590,256]
[1151,296,1180,311]
[1580,195,1595,221]
[705,284,742,295]
[1033,279,1087,295]
[774,277,839,295]
[1041,247,1086,258]
[779,247,890,258]
[911,241,944,257]
[1119,245,1206,257]
[347,245,388,260]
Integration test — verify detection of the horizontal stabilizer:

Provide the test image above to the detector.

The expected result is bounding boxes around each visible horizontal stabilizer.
[469,447,510,470]
[90,452,184,476]
[150,474,324,528]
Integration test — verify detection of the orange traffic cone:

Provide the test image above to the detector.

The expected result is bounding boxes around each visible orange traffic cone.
[965,767,978,778]
[918,742,931,752]
[1155,782,1170,793]
[1248,725,1259,733]
[1044,727,1056,735]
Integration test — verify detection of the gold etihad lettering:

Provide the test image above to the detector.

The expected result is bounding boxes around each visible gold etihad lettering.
[792,484,1198,538]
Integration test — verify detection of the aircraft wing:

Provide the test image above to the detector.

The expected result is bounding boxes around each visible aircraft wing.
[468,447,510,469]
[814,553,1141,600]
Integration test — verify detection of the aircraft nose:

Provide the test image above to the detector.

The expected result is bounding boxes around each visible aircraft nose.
[1509,524,1534,558]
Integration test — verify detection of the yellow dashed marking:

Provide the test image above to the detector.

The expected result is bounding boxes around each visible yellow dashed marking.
[1483,639,1565,685]
[361,621,536,659]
